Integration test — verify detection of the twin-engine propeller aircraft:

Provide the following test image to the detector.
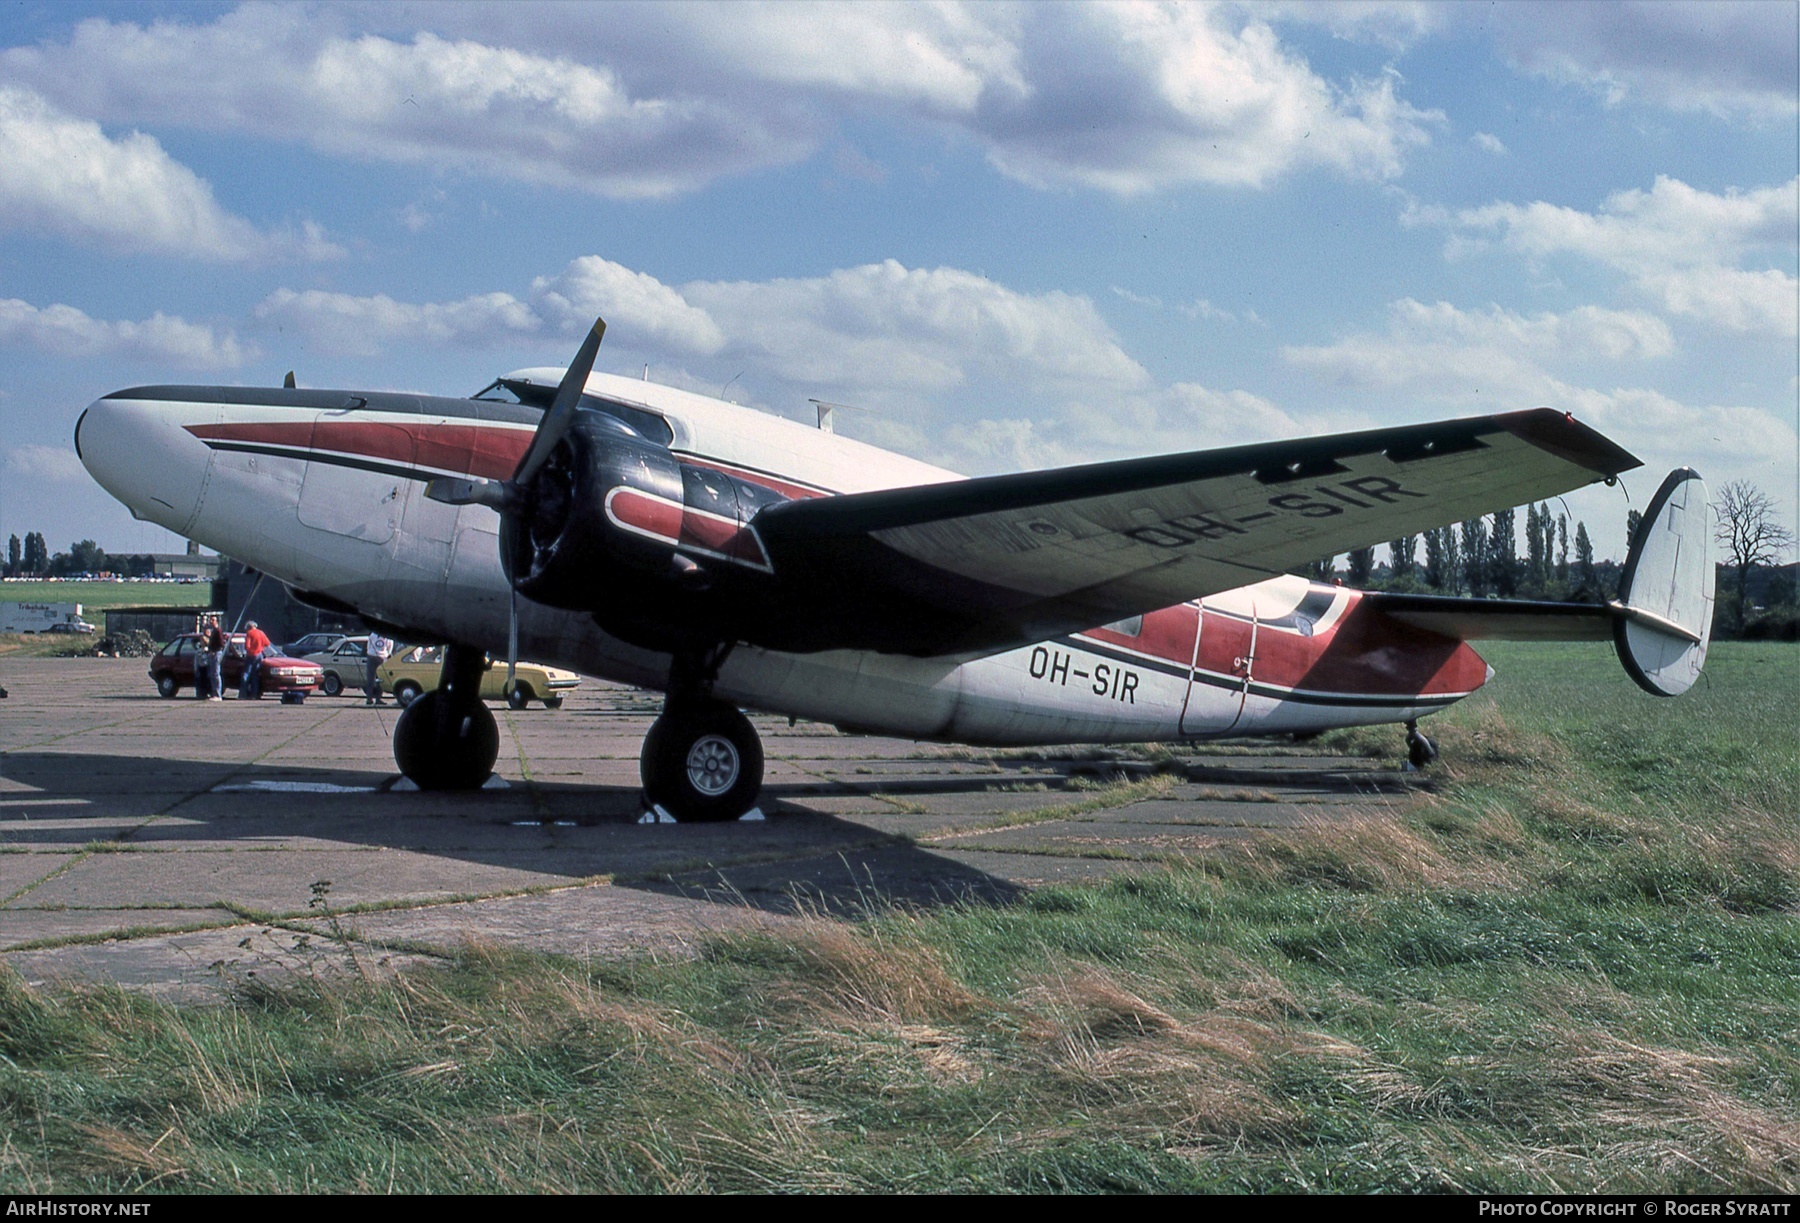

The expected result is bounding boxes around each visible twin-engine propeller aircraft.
[76,318,1715,821]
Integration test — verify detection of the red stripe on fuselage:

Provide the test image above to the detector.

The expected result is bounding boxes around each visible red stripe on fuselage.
[1076,591,1488,699]
[677,455,831,501]
[188,419,531,479]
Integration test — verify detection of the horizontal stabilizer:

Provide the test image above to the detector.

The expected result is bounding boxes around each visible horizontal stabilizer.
[1370,594,1614,642]
[1370,468,1714,697]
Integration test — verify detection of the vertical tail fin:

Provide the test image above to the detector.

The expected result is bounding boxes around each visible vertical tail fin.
[1611,468,1714,696]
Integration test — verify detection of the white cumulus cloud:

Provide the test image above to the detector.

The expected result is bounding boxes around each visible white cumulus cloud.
[0,85,339,261]
[0,298,253,367]
[1,3,1438,198]
[1480,0,1798,119]
[4,443,89,484]
[969,5,1440,192]
[682,259,1150,392]
[1282,296,1795,552]
[1446,176,1799,337]
[254,289,539,358]
[533,257,726,355]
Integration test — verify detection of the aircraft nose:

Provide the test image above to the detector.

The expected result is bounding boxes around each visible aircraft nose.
[76,393,215,535]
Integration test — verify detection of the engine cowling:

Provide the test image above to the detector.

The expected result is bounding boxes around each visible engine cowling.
[506,409,786,652]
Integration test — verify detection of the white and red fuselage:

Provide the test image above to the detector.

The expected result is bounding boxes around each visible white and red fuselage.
[76,370,1491,744]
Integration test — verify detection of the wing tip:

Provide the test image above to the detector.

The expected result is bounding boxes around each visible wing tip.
[1497,408,1642,477]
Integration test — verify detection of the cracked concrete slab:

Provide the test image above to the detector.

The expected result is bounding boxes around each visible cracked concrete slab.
[0,656,1416,1000]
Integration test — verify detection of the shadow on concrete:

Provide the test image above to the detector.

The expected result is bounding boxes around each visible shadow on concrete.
[0,749,1027,916]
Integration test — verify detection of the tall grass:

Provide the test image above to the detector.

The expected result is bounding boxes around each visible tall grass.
[0,643,1794,1192]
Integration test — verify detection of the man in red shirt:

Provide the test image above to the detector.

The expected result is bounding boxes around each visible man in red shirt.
[239,620,272,699]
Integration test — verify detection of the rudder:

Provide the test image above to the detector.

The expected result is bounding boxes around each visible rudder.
[1613,468,1714,696]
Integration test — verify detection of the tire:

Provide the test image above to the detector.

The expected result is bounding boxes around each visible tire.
[505,682,533,711]
[393,680,424,708]
[392,691,499,790]
[321,671,343,698]
[1406,726,1439,769]
[640,703,763,822]
[543,696,565,710]
[156,673,179,699]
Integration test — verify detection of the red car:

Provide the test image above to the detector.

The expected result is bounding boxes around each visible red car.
[148,633,324,699]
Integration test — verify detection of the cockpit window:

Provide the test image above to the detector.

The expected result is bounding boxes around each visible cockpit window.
[472,378,673,445]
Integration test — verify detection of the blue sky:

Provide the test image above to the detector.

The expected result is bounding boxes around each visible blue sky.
[1,1,1794,564]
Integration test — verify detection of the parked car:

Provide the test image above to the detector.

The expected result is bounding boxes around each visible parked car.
[378,645,580,709]
[301,635,370,697]
[276,631,346,657]
[148,633,322,698]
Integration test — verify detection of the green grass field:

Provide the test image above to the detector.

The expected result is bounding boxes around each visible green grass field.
[0,579,214,611]
[0,642,1794,1192]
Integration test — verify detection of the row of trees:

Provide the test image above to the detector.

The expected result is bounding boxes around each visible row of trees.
[4,535,166,579]
[1295,479,1795,636]
[1303,503,1612,603]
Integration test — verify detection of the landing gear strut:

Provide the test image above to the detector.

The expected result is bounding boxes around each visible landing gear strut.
[640,646,764,821]
[393,644,499,790]
[1405,719,1439,770]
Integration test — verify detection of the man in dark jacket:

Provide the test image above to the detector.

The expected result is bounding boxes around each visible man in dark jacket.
[198,616,225,700]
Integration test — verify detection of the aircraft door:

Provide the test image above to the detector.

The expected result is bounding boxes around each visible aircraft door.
[1232,598,1259,733]
[296,409,409,544]
[1182,598,1257,735]
[1176,602,1205,736]
[388,418,467,603]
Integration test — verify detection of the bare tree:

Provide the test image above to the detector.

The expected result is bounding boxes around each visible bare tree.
[1714,480,1795,629]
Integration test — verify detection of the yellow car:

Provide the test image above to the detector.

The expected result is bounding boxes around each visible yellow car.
[378,645,581,710]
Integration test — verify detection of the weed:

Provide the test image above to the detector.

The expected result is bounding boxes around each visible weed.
[0,643,1793,1192]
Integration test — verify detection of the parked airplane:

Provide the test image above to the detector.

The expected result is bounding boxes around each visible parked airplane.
[76,318,1714,820]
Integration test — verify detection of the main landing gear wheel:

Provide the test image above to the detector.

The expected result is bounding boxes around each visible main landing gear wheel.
[393,691,499,790]
[641,702,763,822]
[1405,720,1439,770]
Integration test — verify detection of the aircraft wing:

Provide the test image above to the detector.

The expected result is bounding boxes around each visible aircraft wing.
[752,408,1639,654]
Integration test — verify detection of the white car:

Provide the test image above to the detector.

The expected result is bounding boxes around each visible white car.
[301,635,371,697]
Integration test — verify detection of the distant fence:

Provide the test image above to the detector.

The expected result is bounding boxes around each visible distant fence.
[104,607,210,643]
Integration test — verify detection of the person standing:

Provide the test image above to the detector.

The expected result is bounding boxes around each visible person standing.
[198,616,226,701]
[365,629,393,705]
[240,620,272,699]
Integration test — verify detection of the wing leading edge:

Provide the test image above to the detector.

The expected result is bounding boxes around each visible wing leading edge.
[753,409,1640,655]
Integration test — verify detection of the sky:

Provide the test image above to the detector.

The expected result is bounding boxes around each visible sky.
[0,0,1794,566]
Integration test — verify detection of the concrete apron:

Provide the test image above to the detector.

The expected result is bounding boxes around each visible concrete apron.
[0,657,1419,1002]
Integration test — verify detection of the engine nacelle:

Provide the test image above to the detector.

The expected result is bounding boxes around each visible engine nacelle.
[508,409,788,652]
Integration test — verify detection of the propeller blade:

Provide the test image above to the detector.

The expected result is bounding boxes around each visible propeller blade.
[507,585,519,697]
[514,316,606,487]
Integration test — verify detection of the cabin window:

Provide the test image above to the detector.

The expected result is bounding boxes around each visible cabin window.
[1101,615,1144,636]
[583,396,674,445]
[473,379,673,446]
